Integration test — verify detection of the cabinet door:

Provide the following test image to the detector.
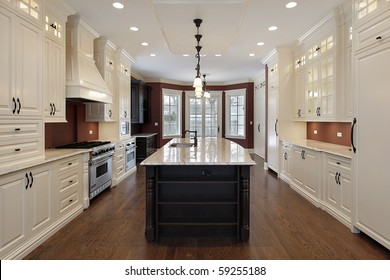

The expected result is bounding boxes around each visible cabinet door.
[295,68,306,119]
[0,8,15,117]
[254,79,266,158]
[339,172,352,217]
[325,166,339,210]
[303,150,319,198]
[15,17,42,117]
[354,41,390,245]
[267,84,278,172]
[292,149,304,188]
[306,63,319,118]
[27,165,51,235]
[0,172,26,256]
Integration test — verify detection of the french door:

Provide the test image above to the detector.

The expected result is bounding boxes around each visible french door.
[185,91,222,137]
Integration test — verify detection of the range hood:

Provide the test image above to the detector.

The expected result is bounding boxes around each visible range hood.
[65,14,112,104]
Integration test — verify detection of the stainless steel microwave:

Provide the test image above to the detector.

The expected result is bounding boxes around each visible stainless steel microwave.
[121,121,129,136]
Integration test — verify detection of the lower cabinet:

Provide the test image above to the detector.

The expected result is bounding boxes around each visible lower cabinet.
[0,164,51,259]
[0,153,85,259]
[280,141,292,183]
[291,146,321,206]
[113,140,126,186]
[324,154,352,227]
[135,134,157,160]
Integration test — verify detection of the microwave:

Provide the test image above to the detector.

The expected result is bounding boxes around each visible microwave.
[121,121,129,136]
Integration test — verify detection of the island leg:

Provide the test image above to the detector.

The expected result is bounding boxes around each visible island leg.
[145,166,156,242]
[240,166,250,241]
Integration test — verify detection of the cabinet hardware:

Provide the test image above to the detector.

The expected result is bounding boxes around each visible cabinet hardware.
[53,103,56,115]
[15,128,21,131]
[335,172,338,184]
[201,170,211,177]
[17,98,21,114]
[298,109,301,117]
[109,61,113,65]
[15,148,21,152]
[336,162,340,165]
[376,36,382,40]
[351,118,357,153]
[124,111,127,118]
[69,180,74,184]
[337,172,341,185]
[284,153,288,160]
[50,23,57,30]
[258,124,260,132]
[109,109,112,117]
[275,119,279,136]
[68,162,72,166]
[29,172,33,188]
[69,199,74,203]
[25,173,29,189]
[49,103,53,115]
[12,97,17,114]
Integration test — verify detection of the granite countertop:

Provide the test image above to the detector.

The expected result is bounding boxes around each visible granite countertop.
[132,133,158,138]
[141,137,256,166]
[0,149,90,176]
[282,139,352,159]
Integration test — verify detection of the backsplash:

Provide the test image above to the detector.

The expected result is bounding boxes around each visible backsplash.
[307,122,352,147]
[45,101,99,148]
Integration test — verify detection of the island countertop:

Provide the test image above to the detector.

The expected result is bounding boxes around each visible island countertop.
[140,137,256,166]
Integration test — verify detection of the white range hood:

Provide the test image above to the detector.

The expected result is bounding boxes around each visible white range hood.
[65,14,112,104]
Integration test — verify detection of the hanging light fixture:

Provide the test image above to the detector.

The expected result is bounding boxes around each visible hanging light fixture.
[203,74,210,99]
[193,18,203,90]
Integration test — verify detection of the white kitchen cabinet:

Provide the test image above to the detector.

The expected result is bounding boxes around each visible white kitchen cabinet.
[352,3,390,249]
[280,141,292,183]
[86,37,116,122]
[53,155,83,219]
[113,140,125,186]
[0,0,43,27]
[253,71,266,159]
[294,63,306,119]
[0,164,51,259]
[324,154,352,227]
[262,48,306,175]
[43,8,66,122]
[291,146,321,206]
[353,0,390,28]
[0,6,43,119]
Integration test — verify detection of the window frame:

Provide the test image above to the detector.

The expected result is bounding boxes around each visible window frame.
[162,88,182,139]
[225,89,247,139]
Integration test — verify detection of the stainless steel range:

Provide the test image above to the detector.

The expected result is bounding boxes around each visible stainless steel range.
[55,141,115,199]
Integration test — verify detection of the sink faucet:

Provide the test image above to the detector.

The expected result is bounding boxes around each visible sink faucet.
[184,130,197,147]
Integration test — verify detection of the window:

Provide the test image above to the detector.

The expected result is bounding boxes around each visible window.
[225,89,246,139]
[185,91,222,137]
[162,89,182,138]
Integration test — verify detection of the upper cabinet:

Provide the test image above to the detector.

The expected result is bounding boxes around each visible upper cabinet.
[0,0,43,27]
[293,4,352,122]
[0,6,42,118]
[131,80,150,124]
[43,6,67,122]
[353,0,390,27]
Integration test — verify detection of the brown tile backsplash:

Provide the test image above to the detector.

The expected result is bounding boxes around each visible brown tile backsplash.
[307,122,352,147]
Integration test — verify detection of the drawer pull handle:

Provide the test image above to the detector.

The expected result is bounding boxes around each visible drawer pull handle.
[336,162,340,165]
[69,199,74,203]
[17,98,21,114]
[201,170,211,177]
[25,173,29,189]
[15,148,21,152]
[12,97,17,114]
[69,180,74,184]
[68,163,72,166]
[376,36,382,40]
[15,128,21,131]
[29,172,33,188]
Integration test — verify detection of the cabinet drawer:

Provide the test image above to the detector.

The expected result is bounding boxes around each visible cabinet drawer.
[58,171,79,193]
[327,155,351,172]
[157,165,238,181]
[0,120,42,142]
[0,138,43,165]
[58,191,80,216]
[57,156,80,174]
[354,9,390,51]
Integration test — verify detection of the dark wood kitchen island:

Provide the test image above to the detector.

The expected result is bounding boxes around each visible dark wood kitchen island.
[140,137,256,242]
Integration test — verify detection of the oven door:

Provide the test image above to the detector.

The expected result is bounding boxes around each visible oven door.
[125,147,136,172]
[89,154,113,199]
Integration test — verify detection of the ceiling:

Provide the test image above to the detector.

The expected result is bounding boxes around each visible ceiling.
[64,0,349,84]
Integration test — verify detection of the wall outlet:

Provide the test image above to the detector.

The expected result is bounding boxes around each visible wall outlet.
[89,130,93,135]
[337,132,342,137]
[314,130,318,135]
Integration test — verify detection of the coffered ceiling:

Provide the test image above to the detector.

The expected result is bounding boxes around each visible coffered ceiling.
[64,0,349,84]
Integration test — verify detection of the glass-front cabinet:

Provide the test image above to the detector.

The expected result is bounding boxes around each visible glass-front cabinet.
[1,0,42,26]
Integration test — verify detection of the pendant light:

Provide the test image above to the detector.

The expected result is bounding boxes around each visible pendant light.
[193,19,203,90]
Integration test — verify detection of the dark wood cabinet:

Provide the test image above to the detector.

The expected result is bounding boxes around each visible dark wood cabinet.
[131,80,150,124]
[144,165,250,241]
[135,134,157,159]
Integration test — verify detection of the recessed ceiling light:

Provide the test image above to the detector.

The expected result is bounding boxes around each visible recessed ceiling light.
[215,54,222,57]
[268,26,278,31]
[112,2,124,9]
[183,54,189,57]
[130,26,139,32]
[249,53,255,57]
[141,42,149,46]
[150,54,156,57]
[257,42,265,46]
[285,2,297,9]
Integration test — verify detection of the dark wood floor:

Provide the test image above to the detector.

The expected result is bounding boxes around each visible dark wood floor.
[25,155,390,260]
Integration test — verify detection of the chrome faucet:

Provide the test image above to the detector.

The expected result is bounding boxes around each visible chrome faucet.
[184,130,198,147]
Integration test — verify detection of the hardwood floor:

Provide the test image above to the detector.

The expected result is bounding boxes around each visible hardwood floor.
[25,154,390,260]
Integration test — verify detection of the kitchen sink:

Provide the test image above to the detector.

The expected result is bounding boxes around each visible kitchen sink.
[169,143,194,148]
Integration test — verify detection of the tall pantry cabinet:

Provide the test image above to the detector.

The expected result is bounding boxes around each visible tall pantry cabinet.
[352,0,390,250]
